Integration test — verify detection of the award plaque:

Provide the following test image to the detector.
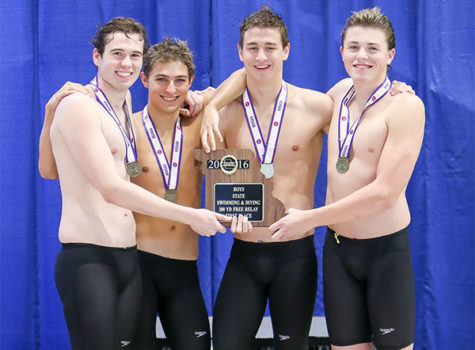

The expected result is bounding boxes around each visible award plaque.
[194,149,285,227]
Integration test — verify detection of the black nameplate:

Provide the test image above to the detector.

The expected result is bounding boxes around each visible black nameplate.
[214,183,264,222]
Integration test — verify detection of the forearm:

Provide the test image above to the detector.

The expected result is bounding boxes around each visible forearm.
[38,107,59,179]
[208,68,246,110]
[101,179,196,226]
[308,182,394,228]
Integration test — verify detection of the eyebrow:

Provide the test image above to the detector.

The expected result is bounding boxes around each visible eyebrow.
[153,74,188,79]
[110,48,143,55]
[245,42,278,47]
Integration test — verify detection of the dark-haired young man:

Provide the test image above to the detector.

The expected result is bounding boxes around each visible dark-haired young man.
[38,18,229,350]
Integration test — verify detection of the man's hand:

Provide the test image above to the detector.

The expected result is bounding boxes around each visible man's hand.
[390,81,415,96]
[230,214,253,234]
[46,81,93,114]
[181,88,216,117]
[200,104,223,153]
[269,208,314,240]
[189,209,231,237]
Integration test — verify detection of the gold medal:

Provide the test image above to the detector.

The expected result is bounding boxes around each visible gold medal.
[126,161,141,177]
[165,189,178,203]
[336,157,350,173]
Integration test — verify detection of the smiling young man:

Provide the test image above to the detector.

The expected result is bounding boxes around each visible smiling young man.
[205,6,333,350]
[41,18,228,350]
[129,38,243,350]
[269,8,424,350]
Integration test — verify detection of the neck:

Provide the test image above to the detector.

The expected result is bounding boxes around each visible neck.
[147,103,179,135]
[246,76,283,108]
[96,76,128,113]
[352,76,387,107]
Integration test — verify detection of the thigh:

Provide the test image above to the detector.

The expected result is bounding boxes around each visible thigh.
[55,248,118,350]
[212,261,267,350]
[368,249,415,350]
[323,234,371,346]
[158,269,210,350]
[133,253,159,350]
[269,242,317,350]
[116,254,142,349]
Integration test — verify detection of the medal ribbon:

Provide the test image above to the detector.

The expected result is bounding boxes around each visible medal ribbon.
[142,106,183,190]
[242,81,288,164]
[338,77,391,158]
[89,77,138,164]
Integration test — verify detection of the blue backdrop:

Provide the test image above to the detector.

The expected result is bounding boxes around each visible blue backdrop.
[0,0,473,349]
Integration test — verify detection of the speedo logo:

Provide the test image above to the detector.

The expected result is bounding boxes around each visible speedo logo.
[278,334,291,341]
[194,331,208,338]
[380,328,395,335]
[120,340,131,347]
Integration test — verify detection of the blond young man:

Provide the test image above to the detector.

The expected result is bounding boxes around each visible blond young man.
[269,8,424,350]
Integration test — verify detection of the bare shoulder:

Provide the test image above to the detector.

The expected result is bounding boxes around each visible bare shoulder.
[287,83,333,125]
[54,92,98,125]
[326,78,353,100]
[387,92,425,125]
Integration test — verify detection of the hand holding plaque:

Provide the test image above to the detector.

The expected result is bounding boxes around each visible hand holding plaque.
[194,149,285,227]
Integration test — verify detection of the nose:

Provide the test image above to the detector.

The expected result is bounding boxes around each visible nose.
[356,48,368,59]
[256,48,267,61]
[121,55,132,67]
[166,81,176,94]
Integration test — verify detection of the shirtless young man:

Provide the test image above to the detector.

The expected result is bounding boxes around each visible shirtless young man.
[203,6,333,350]
[130,38,250,350]
[38,18,228,350]
[269,8,425,350]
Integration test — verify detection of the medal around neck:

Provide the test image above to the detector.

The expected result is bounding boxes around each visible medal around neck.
[126,161,141,177]
[260,163,274,179]
[336,157,350,173]
[165,189,178,203]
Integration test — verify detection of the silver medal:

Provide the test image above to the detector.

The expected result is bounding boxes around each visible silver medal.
[260,163,275,179]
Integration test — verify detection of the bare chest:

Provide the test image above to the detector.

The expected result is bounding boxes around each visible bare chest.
[329,101,389,162]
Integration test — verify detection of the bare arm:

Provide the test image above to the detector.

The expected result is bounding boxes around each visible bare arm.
[38,82,92,179]
[54,94,230,236]
[270,94,425,239]
[201,68,246,152]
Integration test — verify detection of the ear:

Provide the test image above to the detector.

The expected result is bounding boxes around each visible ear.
[340,46,344,61]
[237,43,244,62]
[387,48,396,66]
[282,42,290,61]
[92,48,101,67]
[140,71,148,88]
[188,75,195,87]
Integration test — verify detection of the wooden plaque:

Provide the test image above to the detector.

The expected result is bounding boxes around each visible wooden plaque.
[194,149,285,227]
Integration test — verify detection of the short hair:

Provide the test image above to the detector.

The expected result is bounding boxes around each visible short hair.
[239,5,289,48]
[92,17,149,55]
[143,37,195,78]
[341,7,395,50]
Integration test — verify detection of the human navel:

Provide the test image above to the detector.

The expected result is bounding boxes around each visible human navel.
[170,225,176,231]
[111,147,118,155]
[142,166,149,173]
[368,147,374,153]
[292,145,299,152]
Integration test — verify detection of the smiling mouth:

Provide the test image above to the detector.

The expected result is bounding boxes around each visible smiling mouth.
[116,71,133,77]
[161,96,179,102]
[255,65,271,70]
[354,64,372,69]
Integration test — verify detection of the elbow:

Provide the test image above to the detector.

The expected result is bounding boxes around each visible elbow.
[375,189,397,211]
[97,180,123,205]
